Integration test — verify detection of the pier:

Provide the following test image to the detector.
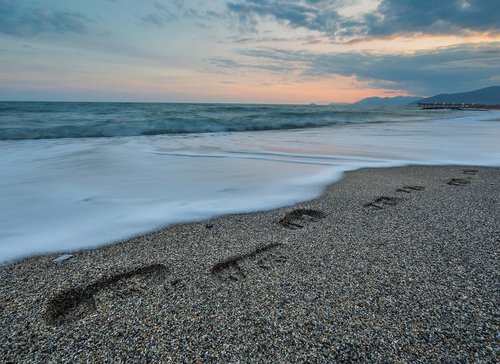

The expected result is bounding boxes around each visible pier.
[418,102,500,110]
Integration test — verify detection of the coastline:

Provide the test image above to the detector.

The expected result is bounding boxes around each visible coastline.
[1,165,499,362]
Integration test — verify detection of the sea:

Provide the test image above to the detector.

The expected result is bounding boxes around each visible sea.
[1,102,499,263]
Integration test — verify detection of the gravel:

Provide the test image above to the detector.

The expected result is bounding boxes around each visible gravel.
[1,165,499,363]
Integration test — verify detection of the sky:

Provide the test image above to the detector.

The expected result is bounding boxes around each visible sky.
[0,0,499,103]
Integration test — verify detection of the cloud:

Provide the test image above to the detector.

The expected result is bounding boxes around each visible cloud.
[236,43,500,94]
[140,0,221,28]
[0,0,89,36]
[365,0,500,36]
[226,0,346,34]
[219,34,331,46]
[210,57,295,73]
[140,1,182,27]
[226,0,500,38]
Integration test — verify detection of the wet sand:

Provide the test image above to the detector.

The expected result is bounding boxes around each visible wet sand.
[1,165,499,363]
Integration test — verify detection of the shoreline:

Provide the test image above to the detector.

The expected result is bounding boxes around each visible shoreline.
[2,162,494,267]
[1,165,499,362]
[2,106,500,265]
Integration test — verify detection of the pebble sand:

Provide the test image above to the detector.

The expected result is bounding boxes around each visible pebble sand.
[1,165,499,363]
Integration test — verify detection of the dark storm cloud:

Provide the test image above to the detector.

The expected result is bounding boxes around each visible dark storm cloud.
[0,0,88,36]
[226,0,500,37]
[236,43,500,94]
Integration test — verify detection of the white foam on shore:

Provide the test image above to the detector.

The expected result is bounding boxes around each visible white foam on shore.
[1,111,499,263]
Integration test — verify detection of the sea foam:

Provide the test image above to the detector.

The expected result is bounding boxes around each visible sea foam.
[0,103,499,263]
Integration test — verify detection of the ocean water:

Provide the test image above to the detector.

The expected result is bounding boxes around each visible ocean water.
[1,102,499,263]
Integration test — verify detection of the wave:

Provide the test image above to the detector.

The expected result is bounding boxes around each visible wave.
[0,102,443,140]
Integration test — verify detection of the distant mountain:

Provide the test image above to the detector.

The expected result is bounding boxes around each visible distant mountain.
[353,96,422,107]
[419,86,500,105]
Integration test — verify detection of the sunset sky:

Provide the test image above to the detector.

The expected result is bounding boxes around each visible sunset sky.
[0,0,499,103]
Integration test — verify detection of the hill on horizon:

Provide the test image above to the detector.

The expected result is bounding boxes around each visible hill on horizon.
[353,96,422,107]
[418,86,500,105]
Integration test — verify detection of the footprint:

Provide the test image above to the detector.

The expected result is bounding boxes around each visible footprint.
[396,185,425,193]
[279,209,326,230]
[257,253,287,270]
[211,258,246,282]
[211,243,285,282]
[45,264,168,325]
[364,196,402,210]
[447,178,470,186]
[462,169,478,175]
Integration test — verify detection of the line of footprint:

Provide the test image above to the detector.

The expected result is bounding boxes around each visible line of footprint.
[47,207,327,325]
[45,242,291,325]
[45,169,479,325]
[46,207,330,325]
[447,168,478,186]
[363,168,479,211]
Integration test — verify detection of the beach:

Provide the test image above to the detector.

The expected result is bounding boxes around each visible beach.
[1,165,498,362]
[2,103,500,265]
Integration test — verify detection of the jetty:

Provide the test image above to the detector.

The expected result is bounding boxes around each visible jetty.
[418,102,500,110]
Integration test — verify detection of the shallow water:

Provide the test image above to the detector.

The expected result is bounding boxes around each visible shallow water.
[1,103,499,263]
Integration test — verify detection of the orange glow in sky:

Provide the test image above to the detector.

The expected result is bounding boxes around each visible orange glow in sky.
[0,1,498,102]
